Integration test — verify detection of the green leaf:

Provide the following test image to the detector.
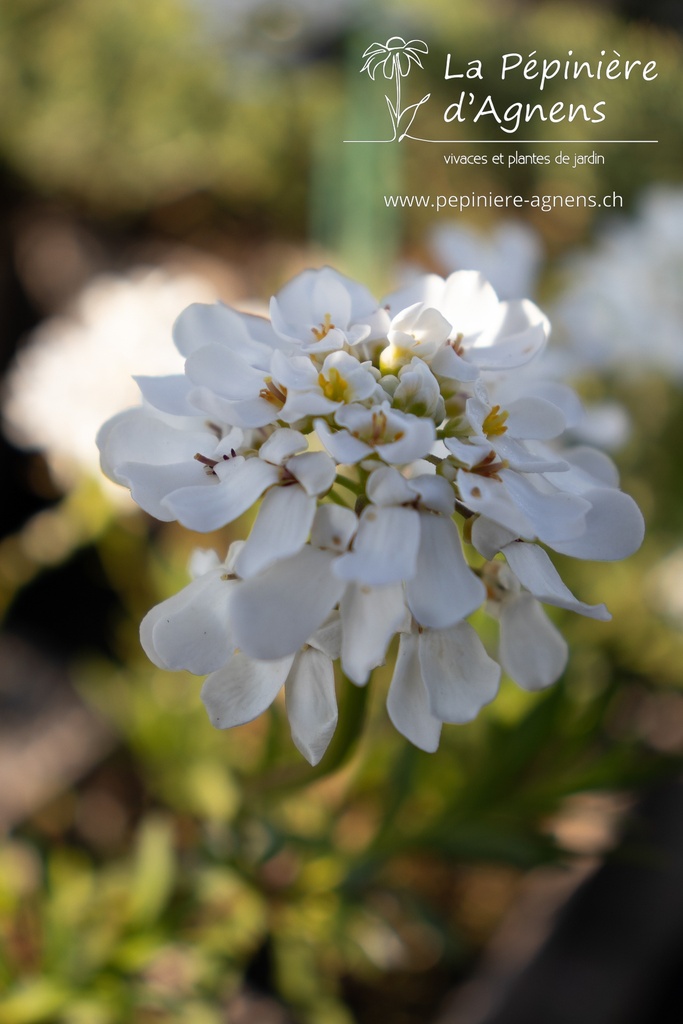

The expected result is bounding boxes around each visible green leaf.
[0,980,71,1024]
[126,814,176,927]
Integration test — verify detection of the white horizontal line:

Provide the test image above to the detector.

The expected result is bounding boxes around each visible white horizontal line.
[344,139,658,144]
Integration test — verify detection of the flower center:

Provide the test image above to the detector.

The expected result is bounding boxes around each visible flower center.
[482,404,509,437]
[471,451,508,480]
[311,312,336,342]
[352,410,405,447]
[259,377,287,408]
[318,367,349,402]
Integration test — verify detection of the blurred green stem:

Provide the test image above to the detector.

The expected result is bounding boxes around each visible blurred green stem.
[246,676,368,797]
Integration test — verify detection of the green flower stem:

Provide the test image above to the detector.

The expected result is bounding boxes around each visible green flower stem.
[246,676,369,797]
[335,473,364,495]
[394,57,402,124]
[327,490,353,509]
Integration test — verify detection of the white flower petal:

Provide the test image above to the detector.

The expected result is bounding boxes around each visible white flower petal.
[444,435,492,468]
[390,301,452,343]
[470,516,519,559]
[332,506,420,585]
[315,417,371,464]
[499,594,568,690]
[563,447,620,488]
[285,648,338,765]
[99,409,216,473]
[441,271,502,335]
[458,471,536,538]
[214,430,246,458]
[504,397,567,440]
[187,385,276,429]
[280,392,339,421]
[309,612,343,659]
[333,404,436,464]
[162,457,279,531]
[310,504,358,552]
[387,632,442,752]
[522,381,585,429]
[393,358,442,416]
[470,320,547,370]
[140,571,234,674]
[270,350,318,390]
[310,289,353,328]
[173,302,274,364]
[499,470,590,544]
[549,487,645,561]
[118,460,206,520]
[378,417,436,464]
[366,465,415,506]
[299,326,347,354]
[259,428,308,465]
[340,582,407,685]
[418,622,500,722]
[230,547,345,660]
[322,351,378,401]
[286,451,336,496]
[201,652,294,728]
[185,344,265,400]
[430,345,480,382]
[134,375,199,417]
[188,548,222,578]
[464,395,489,436]
[383,273,448,318]
[235,485,316,579]
[406,513,486,628]
[406,474,455,514]
[492,436,569,473]
[502,541,611,619]
[225,540,246,573]
[270,267,378,346]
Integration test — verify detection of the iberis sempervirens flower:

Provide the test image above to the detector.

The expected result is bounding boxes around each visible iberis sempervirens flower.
[98,266,644,764]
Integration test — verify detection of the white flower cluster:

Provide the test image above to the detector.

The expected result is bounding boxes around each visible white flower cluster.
[552,186,683,379]
[97,267,644,764]
[3,266,216,496]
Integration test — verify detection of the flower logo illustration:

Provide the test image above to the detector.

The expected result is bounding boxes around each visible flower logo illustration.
[360,36,430,141]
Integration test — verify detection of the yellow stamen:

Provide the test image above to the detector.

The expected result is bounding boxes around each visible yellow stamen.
[371,410,387,444]
[259,377,287,407]
[482,404,509,437]
[311,312,335,342]
[449,332,465,356]
[318,367,349,402]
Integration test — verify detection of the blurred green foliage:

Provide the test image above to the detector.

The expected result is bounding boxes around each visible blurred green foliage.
[1,0,681,251]
[0,0,329,230]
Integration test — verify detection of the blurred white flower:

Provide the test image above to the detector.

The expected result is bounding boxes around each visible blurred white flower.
[3,266,219,498]
[646,547,683,626]
[552,186,683,378]
[431,220,543,301]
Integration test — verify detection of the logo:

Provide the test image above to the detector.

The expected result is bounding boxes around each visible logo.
[348,38,658,145]
[359,36,431,142]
